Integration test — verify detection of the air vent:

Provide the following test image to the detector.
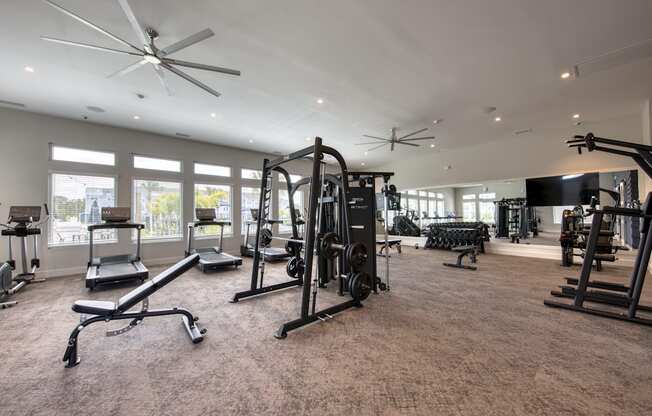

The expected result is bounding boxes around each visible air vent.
[573,37,652,78]
[0,100,26,108]
[175,132,191,138]
[514,128,532,135]
[86,106,105,113]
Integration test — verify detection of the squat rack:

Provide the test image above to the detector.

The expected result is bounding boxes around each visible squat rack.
[232,137,363,338]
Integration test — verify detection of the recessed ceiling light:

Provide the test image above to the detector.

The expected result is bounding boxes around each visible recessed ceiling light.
[561,72,571,79]
[494,116,502,122]
[364,151,368,156]
[361,162,365,166]
[305,137,311,141]
[133,115,140,120]
[316,98,324,104]
[573,113,580,119]
[433,119,443,125]
[24,66,34,73]
[248,139,253,143]
[430,143,435,148]
[210,113,216,118]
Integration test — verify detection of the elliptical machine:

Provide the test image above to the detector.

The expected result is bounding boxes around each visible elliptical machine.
[1,204,49,309]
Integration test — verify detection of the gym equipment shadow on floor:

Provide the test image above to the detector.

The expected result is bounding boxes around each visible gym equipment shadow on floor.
[1,248,651,416]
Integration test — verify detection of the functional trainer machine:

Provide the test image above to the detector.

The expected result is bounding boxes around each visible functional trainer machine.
[240,209,292,262]
[231,137,375,338]
[544,133,652,325]
[1,204,49,308]
[63,254,206,367]
[86,207,148,290]
[186,208,242,271]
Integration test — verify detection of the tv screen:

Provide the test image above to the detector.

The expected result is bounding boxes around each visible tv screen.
[526,173,599,206]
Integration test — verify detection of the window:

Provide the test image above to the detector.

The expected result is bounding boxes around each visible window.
[241,187,261,234]
[462,194,477,221]
[51,145,115,166]
[50,173,116,246]
[194,184,232,236]
[194,162,230,177]
[133,180,182,240]
[278,190,304,233]
[133,155,181,173]
[436,200,445,218]
[479,193,497,223]
[279,174,303,183]
[241,169,263,180]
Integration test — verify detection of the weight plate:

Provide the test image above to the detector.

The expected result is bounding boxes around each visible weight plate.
[260,228,273,247]
[346,242,367,269]
[320,232,341,259]
[349,272,372,301]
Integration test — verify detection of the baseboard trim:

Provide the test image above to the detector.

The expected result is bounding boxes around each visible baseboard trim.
[41,256,184,279]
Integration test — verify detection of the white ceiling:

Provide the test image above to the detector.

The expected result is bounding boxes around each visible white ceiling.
[1,0,652,167]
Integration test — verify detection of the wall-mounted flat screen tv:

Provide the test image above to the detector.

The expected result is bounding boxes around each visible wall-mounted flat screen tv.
[526,173,599,206]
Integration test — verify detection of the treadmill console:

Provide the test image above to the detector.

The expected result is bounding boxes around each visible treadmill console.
[8,206,41,223]
[195,208,216,221]
[102,207,131,223]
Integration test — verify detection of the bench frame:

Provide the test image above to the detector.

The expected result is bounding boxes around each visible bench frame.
[443,245,478,270]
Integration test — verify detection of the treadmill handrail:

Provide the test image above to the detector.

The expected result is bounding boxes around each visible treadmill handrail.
[88,223,145,231]
[189,220,231,227]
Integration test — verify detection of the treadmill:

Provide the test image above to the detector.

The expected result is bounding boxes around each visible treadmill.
[240,209,292,262]
[85,207,148,290]
[186,208,242,272]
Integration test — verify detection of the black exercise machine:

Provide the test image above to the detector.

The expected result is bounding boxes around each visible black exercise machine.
[231,137,375,338]
[86,207,148,290]
[1,204,49,309]
[63,254,206,367]
[544,133,652,326]
[186,208,242,271]
[240,209,293,262]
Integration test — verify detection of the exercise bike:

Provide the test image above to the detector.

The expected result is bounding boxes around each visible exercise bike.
[0,204,49,309]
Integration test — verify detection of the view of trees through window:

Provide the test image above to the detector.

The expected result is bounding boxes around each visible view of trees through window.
[50,173,116,245]
[241,187,261,234]
[133,180,182,240]
[194,184,232,236]
[278,190,304,233]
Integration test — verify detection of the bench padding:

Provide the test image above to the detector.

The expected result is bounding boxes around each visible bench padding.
[72,300,117,316]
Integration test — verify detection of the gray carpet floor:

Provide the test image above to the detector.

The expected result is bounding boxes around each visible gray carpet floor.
[1,248,651,416]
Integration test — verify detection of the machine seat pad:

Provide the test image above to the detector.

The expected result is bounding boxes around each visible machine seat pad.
[377,239,402,245]
[72,300,117,316]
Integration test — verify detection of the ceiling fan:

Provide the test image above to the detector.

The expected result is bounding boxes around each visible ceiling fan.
[356,127,435,152]
[41,0,241,98]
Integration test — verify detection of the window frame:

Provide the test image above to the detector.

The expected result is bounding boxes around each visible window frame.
[49,143,117,167]
[193,182,234,239]
[132,153,183,174]
[131,177,184,243]
[277,188,304,234]
[48,170,119,248]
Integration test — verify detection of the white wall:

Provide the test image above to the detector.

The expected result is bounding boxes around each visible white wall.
[374,115,643,191]
[0,108,313,277]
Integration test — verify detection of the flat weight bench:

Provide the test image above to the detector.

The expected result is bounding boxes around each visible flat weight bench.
[63,254,206,368]
[377,239,402,257]
[443,245,478,270]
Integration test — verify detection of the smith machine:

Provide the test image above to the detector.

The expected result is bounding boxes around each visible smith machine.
[230,137,380,338]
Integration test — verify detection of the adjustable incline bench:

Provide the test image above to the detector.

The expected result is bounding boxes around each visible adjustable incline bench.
[63,254,206,367]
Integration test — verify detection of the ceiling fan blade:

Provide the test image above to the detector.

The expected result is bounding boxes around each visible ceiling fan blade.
[152,65,173,95]
[107,59,148,78]
[398,128,428,140]
[362,135,391,142]
[40,36,142,56]
[117,0,150,51]
[43,0,143,53]
[397,141,420,147]
[356,141,388,145]
[164,58,241,76]
[159,29,214,56]
[400,136,436,142]
[368,142,389,152]
[161,63,221,98]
